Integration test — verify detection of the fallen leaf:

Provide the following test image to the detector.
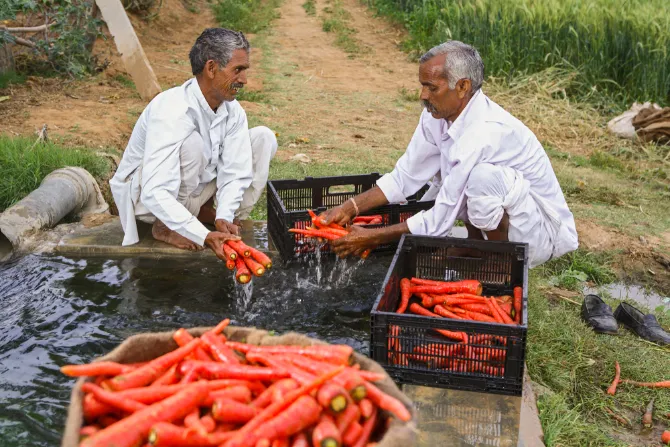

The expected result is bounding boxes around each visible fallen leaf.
[0,96,10,103]
[290,153,311,164]
[354,134,365,139]
[295,136,310,144]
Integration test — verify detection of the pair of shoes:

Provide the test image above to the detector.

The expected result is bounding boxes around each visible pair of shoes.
[581,295,670,345]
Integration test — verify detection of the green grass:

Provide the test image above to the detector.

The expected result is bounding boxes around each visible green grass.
[0,136,110,212]
[212,0,281,33]
[538,249,617,290]
[302,0,315,15]
[235,89,268,103]
[321,0,365,56]
[0,71,26,89]
[367,0,670,108]
[113,74,135,89]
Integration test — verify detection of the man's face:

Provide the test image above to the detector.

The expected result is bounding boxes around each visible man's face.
[419,54,465,121]
[211,49,250,103]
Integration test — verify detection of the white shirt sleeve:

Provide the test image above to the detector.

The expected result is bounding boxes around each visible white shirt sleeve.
[215,106,253,222]
[377,110,441,203]
[139,112,211,246]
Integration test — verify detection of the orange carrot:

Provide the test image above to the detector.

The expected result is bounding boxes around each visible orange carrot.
[226,260,236,270]
[251,379,300,409]
[81,383,209,447]
[457,303,493,315]
[363,382,411,422]
[203,386,254,406]
[272,439,290,447]
[120,380,251,404]
[148,422,236,447]
[200,415,216,433]
[290,433,309,447]
[409,280,482,296]
[607,361,620,395]
[184,408,210,435]
[622,379,670,388]
[223,366,345,447]
[80,425,100,437]
[82,382,147,413]
[485,298,505,324]
[249,247,272,269]
[83,393,116,421]
[408,303,467,342]
[212,397,261,424]
[420,294,485,308]
[243,256,266,276]
[463,310,497,323]
[235,257,252,284]
[231,344,353,366]
[500,302,513,318]
[490,298,514,324]
[397,278,411,314]
[223,244,238,261]
[317,382,349,413]
[312,414,341,447]
[182,360,289,381]
[245,395,322,445]
[352,408,377,447]
[352,215,382,223]
[342,421,362,446]
[173,328,212,362]
[288,229,340,241]
[335,399,360,432]
[433,305,463,320]
[109,339,201,391]
[227,240,252,257]
[209,318,231,336]
[201,332,240,364]
[662,431,670,445]
[358,399,373,419]
[513,286,522,324]
[61,362,135,377]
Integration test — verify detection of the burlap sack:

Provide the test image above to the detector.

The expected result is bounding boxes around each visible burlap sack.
[62,326,417,447]
[632,106,670,145]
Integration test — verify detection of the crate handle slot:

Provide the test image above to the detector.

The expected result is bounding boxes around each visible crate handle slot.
[326,184,357,195]
[445,247,484,259]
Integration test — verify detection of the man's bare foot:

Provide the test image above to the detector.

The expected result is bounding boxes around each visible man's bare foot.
[197,199,216,225]
[152,220,202,251]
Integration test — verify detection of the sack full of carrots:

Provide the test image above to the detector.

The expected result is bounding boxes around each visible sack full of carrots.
[60,321,417,447]
[386,278,525,377]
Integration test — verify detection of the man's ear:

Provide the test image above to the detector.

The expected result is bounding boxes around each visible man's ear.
[204,60,218,80]
[456,79,472,99]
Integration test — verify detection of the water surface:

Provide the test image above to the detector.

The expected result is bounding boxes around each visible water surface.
[0,252,390,446]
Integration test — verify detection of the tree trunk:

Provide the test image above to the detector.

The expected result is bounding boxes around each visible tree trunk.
[0,43,15,74]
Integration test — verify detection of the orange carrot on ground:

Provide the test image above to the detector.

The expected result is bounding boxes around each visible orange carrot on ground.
[290,433,309,447]
[396,278,412,314]
[227,240,252,257]
[173,328,212,361]
[342,421,362,446]
[408,303,467,342]
[61,362,135,377]
[223,366,345,447]
[607,361,621,395]
[335,400,360,432]
[662,431,670,445]
[201,332,240,364]
[223,244,238,261]
[622,379,670,388]
[243,256,266,276]
[513,286,522,324]
[235,257,252,284]
[353,408,377,447]
[251,379,300,409]
[359,399,373,419]
[109,338,201,391]
[82,382,148,413]
[249,247,273,269]
[312,414,341,447]
[81,383,209,447]
[409,280,482,296]
[212,397,260,424]
[148,422,236,447]
[317,382,349,413]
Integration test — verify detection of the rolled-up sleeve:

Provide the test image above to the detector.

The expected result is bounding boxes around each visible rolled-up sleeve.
[140,113,211,246]
[377,110,441,204]
[215,107,253,222]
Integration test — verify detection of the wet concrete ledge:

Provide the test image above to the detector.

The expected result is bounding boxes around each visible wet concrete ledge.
[55,216,273,259]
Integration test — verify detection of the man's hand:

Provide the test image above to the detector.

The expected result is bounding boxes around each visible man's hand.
[318,201,356,226]
[205,231,241,261]
[330,225,378,258]
[215,219,239,236]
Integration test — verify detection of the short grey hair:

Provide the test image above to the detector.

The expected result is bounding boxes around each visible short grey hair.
[419,40,484,92]
[189,28,250,75]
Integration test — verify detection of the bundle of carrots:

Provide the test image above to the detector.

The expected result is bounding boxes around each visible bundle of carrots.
[62,318,411,447]
[386,278,524,376]
[222,240,272,284]
[289,211,375,259]
[351,215,383,226]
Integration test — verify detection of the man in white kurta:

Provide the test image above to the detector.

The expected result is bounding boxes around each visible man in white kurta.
[110,28,277,260]
[321,41,578,267]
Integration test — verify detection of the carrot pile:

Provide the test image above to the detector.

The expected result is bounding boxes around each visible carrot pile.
[289,211,376,259]
[385,278,525,376]
[62,318,411,447]
[222,240,272,284]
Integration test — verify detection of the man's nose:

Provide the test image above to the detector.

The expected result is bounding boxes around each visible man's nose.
[238,72,248,84]
[420,87,429,101]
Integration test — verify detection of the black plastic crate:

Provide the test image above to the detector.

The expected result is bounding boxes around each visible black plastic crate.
[267,173,434,260]
[370,235,529,396]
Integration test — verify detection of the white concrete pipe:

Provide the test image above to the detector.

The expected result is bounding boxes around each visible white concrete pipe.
[0,167,109,262]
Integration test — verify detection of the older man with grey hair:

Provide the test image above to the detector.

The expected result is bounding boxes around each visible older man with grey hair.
[320,40,578,267]
[110,28,278,261]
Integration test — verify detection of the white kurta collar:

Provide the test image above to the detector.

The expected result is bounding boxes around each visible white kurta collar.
[187,78,228,123]
[446,89,485,141]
